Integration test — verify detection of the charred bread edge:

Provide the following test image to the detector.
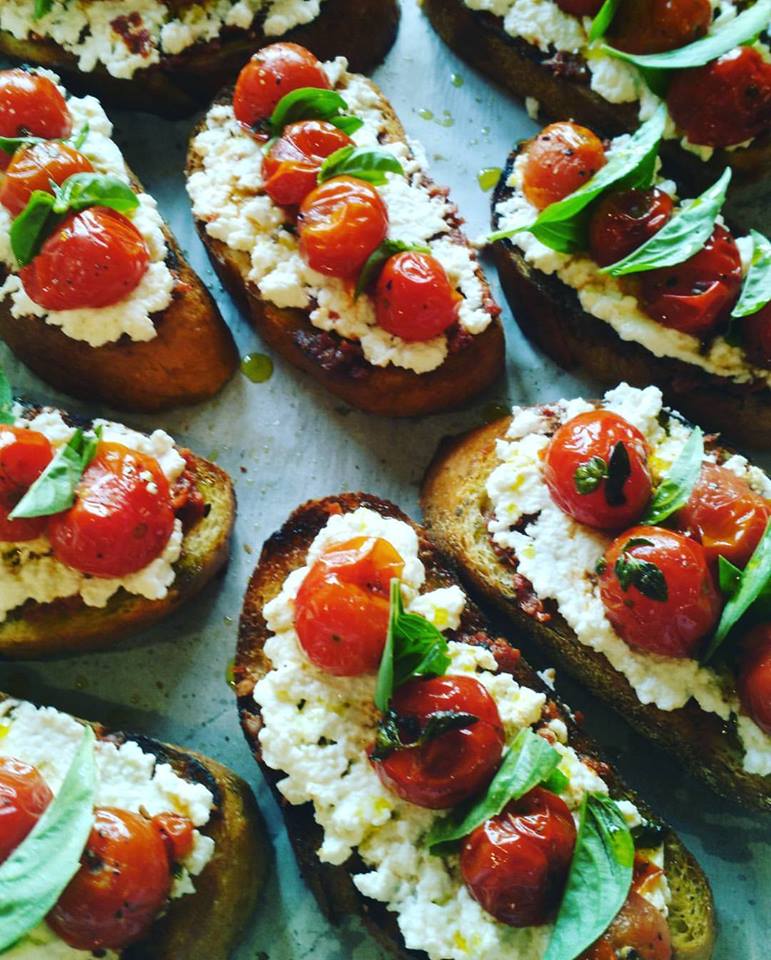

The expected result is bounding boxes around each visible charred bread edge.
[235,491,715,960]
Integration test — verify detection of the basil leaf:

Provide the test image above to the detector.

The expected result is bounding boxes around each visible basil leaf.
[10,191,56,267]
[34,0,54,18]
[642,427,704,524]
[0,725,95,950]
[602,168,731,276]
[355,239,431,299]
[52,173,139,215]
[544,794,634,960]
[318,146,404,185]
[269,87,352,135]
[544,767,571,795]
[574,456,608,494]
[425,727,562,853]
[603,0,771,70]
[0,366,14,426]
[605,442,631,507]
[718,555,742,596]
[330,115,364,136]
[0,134,48,156]
[732,230,771,319]
[71,122,90,151]
[614,541,668,601]
[10,426,100,520]
[490,106,666,252]
[589,0,621,42]
[372,708,478,761]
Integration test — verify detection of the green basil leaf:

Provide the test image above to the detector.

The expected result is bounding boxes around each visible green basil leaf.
[589,0,621,42]
[602,168,731,276]
[330,115,364,136]
[642,427,704,524]
[372,708,478,761]
[52,173,139,215]
[355,239,431,299]
[317,145,404,186]
[34,0,54,18]
[614,542,668,601]
[544,794,634,960]
[10,426,100,520]
[10,190,56,267]
[574,456,608,494]
[71,122,90,151]
[0,366,14,426]
[269,87,351,136]
[605,441,631,507]
[718,555,743,596]
[543,767,571,795]
[0,724,95,950]
[0,134,48,156]
[732,230,771,319]
[425,727,562,853]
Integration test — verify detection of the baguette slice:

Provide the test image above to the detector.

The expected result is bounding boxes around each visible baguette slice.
[235,492,715,960]
[0,691,267,960]
[421,413,771,812]
[0,403,236,659]
[0,0,400,118]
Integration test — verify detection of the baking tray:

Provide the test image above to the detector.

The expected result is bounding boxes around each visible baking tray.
[0,2,768,957]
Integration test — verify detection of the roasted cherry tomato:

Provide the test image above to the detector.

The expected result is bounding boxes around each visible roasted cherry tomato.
[667,47,771,148]
[676,462,770,569]
[460,787,576,926]
[543,410,652,530]
[742,302,771,368]
[521,122,606,211]
[151,812,195,863]
[737,624,771,735]
[48,808,172,951]
[580,891,672,960]
[588,188,674,267]
[0,424,54,542]
[555,0,603,14]
[0,141,94,216]
[0,70,71,170]
[639,226,742,338]
[262,119,353,207]
[0,757,53,864]
[598,525,721,658]
[298,176,388,278]
[233,42,330,130]
[19,206,150,311]
[607,0,711,55]
[47,441,174,578]
[294,536,404,675]
[371,675,505,809]
[375,251,460,341]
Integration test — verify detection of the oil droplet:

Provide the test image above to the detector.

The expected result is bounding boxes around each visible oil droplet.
[479,401,510,424]
[225,658,237,689]
[477,167,502,192]
[481,126,491,137]
[418,108,434,121]
[436,110,454,128]
[450,72,464,88]
[241,352,273,383]
[0,722,10,740]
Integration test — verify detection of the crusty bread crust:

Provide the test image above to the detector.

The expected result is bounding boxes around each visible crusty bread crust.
[235,492,715,960]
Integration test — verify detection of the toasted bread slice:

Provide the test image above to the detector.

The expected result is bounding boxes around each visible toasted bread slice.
[0,0,400,118]
[0,692,267,960]
[235,492,715,960]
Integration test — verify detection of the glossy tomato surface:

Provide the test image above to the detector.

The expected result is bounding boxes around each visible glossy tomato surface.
[47,441,174,578]
[0,70,71,170]
[607,0,711,54]
[375,251,460,341]
[294,536,404,675]
[588,188,674,267]
[298,176,388,278]
[372,675,505,809]
[521,121,606,210]
[0,757,53,864]
[48,808,172,951]
[460,787,577,926]
[599,525,721,658]
[262,120,352,207]
[580,891,672,960]
[0,142,94,217]
[544,410,652,530]
[737,624,771,735]
[0,424,54,542]
[742,302,771,367]
[20,207,150,311]
[233,42,330,129]
[151,812,195,863]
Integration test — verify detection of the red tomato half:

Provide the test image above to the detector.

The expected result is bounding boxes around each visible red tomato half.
[588,188,674,267]
[580,891,672,960]
[460,787,577,926]
[0,424,54,542]
[47,441,174,578]
[0,70,71,170]
[375,252,460,341]
[262,119,352,207]
[607,0,711,54]
[294,536,404,676]
[0,141,94,216]
[371,675,505,809]
[521,122,606,211]
[543,410,652,530]
[737,624,771,735]
[0,757,53,864]
[598,525,721,658]
[48,808,172,951]
[742,302,771,367]
[151,812,195,863]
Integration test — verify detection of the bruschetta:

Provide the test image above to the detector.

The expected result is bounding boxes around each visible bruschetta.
[489,116,771,448]
[186,43,505,417]
[422,382,771,812]
[0,0,401,117]
[235,491,715,960]
[0,68,238,412]
[0,387,235,659]
[0,692,266,958]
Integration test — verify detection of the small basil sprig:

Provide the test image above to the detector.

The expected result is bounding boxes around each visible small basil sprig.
[588,0,621,42]
[601,168,731,276]
[268,87,363,137]
[425,727,563,853]
[614,537,668,601]
[34,0,54,18]
[0,724,96,950]
[355,239,431,299]
[574,442,630,506]
[0,122,89,159]
[318,146,404,185]
[732,230,771,320]
[544,794,634,960]
[372,709,478,761]
[642,427,704,525]
[0,366,14,426]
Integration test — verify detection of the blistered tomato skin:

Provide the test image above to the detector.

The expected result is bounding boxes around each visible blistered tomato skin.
[742,302,771,367]
[151,812,195,863]
[0,757,53,864]
[460,787,577,927]
[667,47,771,148]
[588,188,674,267]
[607,0,711,55]
[0,70,71,170]
[521,122,606,211]
[737,624,771,735]
[0,425,54,542]
[598,525,721,659]
[233,43,330,130]
[580,891,672,960]
[544,410,652,530]
[262,120,352,207]
[0,142,94,217]
[375,252,460,341]
[294,536,404,676]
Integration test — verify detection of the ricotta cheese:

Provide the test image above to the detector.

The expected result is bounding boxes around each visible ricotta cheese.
[486,382,771,776]
[0,698,215,960]
[187,60,492,375]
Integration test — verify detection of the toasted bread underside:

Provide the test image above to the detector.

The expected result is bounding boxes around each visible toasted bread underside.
[235,492,715,960]
[0,692,267,960]
[0,449,235,659]
[0,0,401,118]
[421,417,771,813]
